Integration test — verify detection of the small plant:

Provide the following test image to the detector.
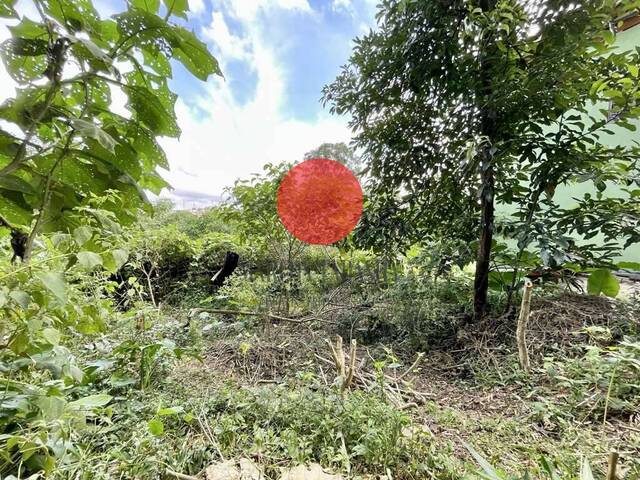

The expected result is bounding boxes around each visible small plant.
[537,336,640,423]
[464,441,611,480]
[111,338,200,391]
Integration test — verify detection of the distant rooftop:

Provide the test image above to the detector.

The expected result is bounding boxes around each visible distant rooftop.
[614,11,640,32]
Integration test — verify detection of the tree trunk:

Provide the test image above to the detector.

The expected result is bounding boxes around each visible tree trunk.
[473,164,495,320]
[473,0,498,321]
[211,251,239,287]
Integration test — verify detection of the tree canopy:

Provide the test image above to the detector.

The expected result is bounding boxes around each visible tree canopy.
[323,0,640,318]
[0,0,220,262]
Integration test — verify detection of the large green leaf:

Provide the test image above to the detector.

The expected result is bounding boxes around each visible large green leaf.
[37,271,67,304]
[0,175,35,195]
[73,226,93,246]
[68,394,113,409]
[71,118,117,153]
[171,26,221,81]
[0,38,48,83]
[41,0,100,33]
[0,194,32,226]
[131,0,160,13]
[77,251,103,270]
[126,86,180,137]
[162,0,188,19]
[116,8,220,81]
[41,327,61,346]
[36,396,66,421]
[587,269,620,298]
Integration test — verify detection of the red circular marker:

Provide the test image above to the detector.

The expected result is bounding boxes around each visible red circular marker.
[277,158,363,245]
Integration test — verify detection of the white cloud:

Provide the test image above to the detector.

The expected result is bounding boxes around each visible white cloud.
[190,0,206,14]
[223,0,312,22]
[332,0,353,13]
[158,1,352,204]
[203,11,251,60]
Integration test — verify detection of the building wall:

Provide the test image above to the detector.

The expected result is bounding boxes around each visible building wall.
[497,18,640,263]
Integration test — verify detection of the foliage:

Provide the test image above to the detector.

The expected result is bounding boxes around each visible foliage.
[194,379,456,478]
[0,0,219,262]
[535,336,640,423]
[465,441,599,480]
[0,0,219,475]
[0,208,126,475]
[323,0,640,317]
[304,142,362,173]
[144,199,235,238]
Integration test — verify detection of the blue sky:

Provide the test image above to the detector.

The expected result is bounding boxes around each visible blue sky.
[1,0,378,208]
[171,0,375,121]
[159,0,378,207]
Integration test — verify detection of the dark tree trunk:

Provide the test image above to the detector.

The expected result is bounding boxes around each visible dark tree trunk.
[473,0,498,321]
[474,164,495,320]
[211,251,239,287]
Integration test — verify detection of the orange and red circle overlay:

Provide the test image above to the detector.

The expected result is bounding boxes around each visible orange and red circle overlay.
[277,158,363,245]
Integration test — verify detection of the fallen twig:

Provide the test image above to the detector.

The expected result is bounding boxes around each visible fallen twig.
[165,468,200,480]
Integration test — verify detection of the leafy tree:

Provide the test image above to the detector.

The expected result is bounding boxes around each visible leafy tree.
[225,162,307,272]
[304,142,362,173]
[0,0,220,263]
[0,0,219,473]
[323,0,640,319]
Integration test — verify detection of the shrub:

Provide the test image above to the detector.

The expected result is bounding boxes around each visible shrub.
[198,380,457,478]
[339,273,471,350]
[533,336,640,423]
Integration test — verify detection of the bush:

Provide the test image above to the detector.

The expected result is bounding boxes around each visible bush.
[535,336,640,423]
[198,380,456,478]
[339,273,471,351]
[195,232,247,273]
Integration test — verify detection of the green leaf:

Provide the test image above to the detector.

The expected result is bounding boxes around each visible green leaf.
[171,26,221,81]
[73,226,93,246]
[462,441,503,480]
[0,0,17,18]
[148,418,164,436]
[163,0,189,19]
[41,327,61,345]
[68,394,113,409]
[0,38,48,82]
[42,0,100,33]
[617,262,640,271]
[0,194,32,226]
[580,459,595,480]
[126,86,180,137]
[35,396,66,421]
[0,175,35,195]
[131,0,160,12]
[77,251,103,270]
[71,119,117,153]
[9,290,30,309]
[111,248,129,270]
[109,372,137,388]
[37,272,67,304]
[587,269,620,298]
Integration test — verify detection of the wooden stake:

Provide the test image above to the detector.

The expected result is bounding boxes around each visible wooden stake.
[516,279,533,372]
[607,451,619,480]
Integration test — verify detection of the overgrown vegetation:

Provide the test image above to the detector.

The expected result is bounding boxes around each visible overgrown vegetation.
[1,0,639,479]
